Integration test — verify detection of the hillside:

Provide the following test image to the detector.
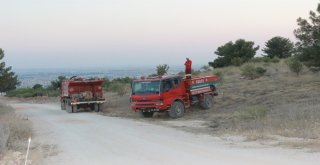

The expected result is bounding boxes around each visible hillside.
[103,60,320,150]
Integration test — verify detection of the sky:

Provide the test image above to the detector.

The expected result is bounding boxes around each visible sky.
[0,0,318,69]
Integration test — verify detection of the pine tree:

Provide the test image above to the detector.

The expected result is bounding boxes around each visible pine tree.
[294,3,320,67]
[0,48,20,93]
[263,36,294,58]
[209,39,259,68]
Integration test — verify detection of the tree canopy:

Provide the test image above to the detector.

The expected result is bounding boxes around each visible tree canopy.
[156,64,170,76]
[294,3,320,67]
[47,76,66,90]
[263,36,294,58]
[209,39,259,68]
[0,49,20,93]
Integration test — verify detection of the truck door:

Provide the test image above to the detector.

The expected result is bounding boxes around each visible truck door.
[162,78,182,104]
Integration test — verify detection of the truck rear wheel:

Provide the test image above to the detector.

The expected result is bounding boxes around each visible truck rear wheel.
[94,103,103,112]
[200,95,213,109]
[168,101,185,118]
[99,103,104,112]
[90,104,95,111]
[61,100,66,110]
[66,104,73,113]
[72,105,78,113]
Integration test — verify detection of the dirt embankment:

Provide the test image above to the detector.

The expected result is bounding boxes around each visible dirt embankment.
[0,100,33,164]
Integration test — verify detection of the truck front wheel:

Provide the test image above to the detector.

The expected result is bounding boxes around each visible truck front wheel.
[168,101,185,118]
[200,95,213,109]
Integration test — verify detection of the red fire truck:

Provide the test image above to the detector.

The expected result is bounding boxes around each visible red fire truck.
[130,75,219,118]
[60,77,106,113]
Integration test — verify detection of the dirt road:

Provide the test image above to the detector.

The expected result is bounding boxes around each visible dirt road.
[10,102,320,165]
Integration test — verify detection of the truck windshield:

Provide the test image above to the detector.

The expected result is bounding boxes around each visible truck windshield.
[132,81,160,95]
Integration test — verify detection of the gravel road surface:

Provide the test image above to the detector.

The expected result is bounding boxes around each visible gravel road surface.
[10,102,320,165]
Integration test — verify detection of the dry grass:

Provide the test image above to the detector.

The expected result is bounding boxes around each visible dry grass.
[183,60,320,150]
[0,103,32,158]
[206,60,320,144]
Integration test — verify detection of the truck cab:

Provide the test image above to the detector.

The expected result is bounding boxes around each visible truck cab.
[131,74,219,118]
[131,75,190,118]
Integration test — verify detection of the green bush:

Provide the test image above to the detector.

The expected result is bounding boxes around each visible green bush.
[46,90,60,97]
[105,81,128,96]
[286,58,303,76]
[270,57,280,63]
[255,67,267,75]
[32,84,43,90]
[103,77,133,95]
[231,57,244,66]
[6,88,59,98]
[47,76,66,90]
[240,63,266,80]
[6,88,33,97]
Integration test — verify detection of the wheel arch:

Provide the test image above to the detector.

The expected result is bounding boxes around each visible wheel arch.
[173,98,185,107]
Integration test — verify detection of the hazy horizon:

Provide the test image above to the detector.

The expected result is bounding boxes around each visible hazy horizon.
[1,0,318,69]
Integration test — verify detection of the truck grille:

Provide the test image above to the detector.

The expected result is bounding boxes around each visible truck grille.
[136,104,155,107]
[135,100,155,102]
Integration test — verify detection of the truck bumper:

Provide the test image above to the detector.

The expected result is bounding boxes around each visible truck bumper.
[131,103,168,112]
[71,100,106,105]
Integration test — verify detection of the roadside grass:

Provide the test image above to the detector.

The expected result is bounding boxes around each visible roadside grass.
[0,103,32,158]
[229,100,320,138]
[6,88,59,98]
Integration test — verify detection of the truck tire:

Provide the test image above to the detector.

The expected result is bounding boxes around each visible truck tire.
[200,95,213,109]
[66,104,73,113]
[168,101,185,118]
[72,105,78,113]
[90,104,95,111]
[94,104,99,112]
[61,101,66,110]
[142,112,154,118]
[99,103,104,112]
[94,104,103,112]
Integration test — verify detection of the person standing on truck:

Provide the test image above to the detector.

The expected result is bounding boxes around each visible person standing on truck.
[185,58,192,79]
